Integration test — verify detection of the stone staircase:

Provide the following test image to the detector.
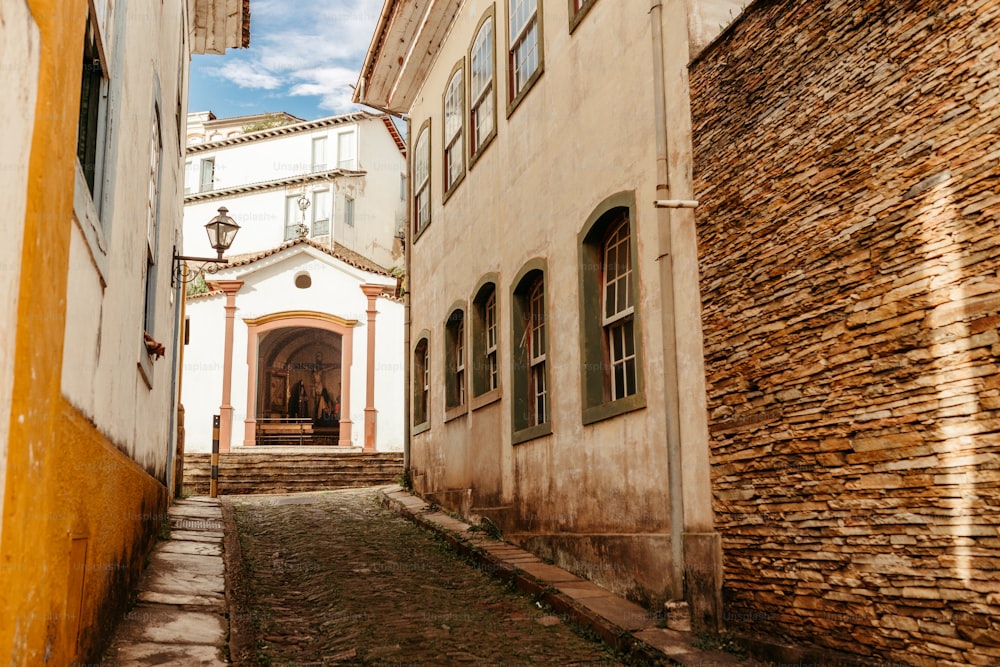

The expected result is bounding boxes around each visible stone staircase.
[183,450,404,495]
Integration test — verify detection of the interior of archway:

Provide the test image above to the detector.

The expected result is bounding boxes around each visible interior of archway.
[256,326,343,433]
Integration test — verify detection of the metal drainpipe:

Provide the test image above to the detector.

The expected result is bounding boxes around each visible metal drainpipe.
[649,0,687,603]
[168,262,188,499]
[402,115,412,476]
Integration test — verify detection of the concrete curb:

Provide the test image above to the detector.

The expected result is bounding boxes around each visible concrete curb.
[377,485,755,667]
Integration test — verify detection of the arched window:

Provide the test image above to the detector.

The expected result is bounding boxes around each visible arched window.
[579,192,645,424]
[507,0,543,108]
[469,11,496,160]
[443,63,465,194]
[413,122,431,236]
[445,307,467,417]
[512,260,550,443]
[471,277,500,402]
[413,335,430,432]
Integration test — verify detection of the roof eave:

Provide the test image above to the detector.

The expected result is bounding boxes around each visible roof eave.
[355,0,459,115]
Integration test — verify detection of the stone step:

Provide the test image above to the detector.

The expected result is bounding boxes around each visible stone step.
[182,452,403,496]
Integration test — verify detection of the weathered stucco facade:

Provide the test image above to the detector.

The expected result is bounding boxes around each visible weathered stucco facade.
[358,0,746,627]
[692,0,1000,663]
[0,1,246,663]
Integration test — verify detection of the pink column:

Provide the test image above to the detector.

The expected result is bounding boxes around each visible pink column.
[212,280,244,452]
[339,328,353,447]
[360,284,383,452]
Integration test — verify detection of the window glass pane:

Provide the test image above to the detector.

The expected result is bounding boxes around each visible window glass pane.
[200,158,215,192]
[512,21,539,93]
[285,195,300,240]
[471,20,493,98]
[445,71,463,141]
[344,196,355,227]
[312,190,330,221]
[414,130,429,186]
[312,136,327,171]
[312,191,330,237]
[509,0,537,36]
[337,131,356,169]
[184,160,196,195]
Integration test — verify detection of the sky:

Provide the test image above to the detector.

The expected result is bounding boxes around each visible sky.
[188,0,386,122]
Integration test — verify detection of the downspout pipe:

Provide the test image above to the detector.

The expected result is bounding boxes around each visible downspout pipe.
[650,0,724,633]
[649,0,687,612]
[167,268,185,499]
[402,115,412,476]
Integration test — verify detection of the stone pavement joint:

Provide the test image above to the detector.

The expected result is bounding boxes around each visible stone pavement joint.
[105,497,228,666]
[378,484,754,666]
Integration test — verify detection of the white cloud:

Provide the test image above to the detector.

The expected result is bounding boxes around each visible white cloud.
[216,60,284,90]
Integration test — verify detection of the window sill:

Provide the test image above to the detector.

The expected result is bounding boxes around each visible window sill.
[471,388,501,411]
[511,421,551,445]
[412,220,431,244]
[72,160,109,287]
[442,170,466,204]
[582,392,646,426]
[444,404,468,423]
[506,65,544,119]
[137,350,154,389]
[412,420,431,436]
[468,129,497,170]
[569,0,599,34]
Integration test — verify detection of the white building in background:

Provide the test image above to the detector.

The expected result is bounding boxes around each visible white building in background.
[184,111,407,268]
[180,111,407,453]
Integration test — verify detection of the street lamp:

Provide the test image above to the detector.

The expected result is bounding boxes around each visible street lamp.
[295,194,310,239]
[172,206,241,286]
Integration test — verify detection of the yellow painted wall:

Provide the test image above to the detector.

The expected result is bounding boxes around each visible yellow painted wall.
[0,1,168,663]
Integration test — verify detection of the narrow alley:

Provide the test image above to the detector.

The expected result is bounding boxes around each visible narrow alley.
[226,488,620,666]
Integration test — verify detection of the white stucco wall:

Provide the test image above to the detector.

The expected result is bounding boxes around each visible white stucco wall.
[181,247,404,451]
[60,0,189,481]
[187,123,359,190]
[0,0,39,550]
[183,116,406,269]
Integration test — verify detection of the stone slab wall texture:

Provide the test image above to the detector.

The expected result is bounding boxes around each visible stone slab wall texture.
[690,0,1000,664]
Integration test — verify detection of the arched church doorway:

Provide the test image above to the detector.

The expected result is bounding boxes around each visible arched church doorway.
[257,326,342,443]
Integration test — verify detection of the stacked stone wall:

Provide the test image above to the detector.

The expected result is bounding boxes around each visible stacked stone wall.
[690,0,1000,663]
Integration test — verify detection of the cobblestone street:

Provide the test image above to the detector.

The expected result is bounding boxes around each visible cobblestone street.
[227,488,621,666]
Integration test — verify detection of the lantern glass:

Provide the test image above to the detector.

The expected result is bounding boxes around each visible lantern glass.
[204,206,240,257]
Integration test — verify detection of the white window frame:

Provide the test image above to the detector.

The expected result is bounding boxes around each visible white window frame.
[184,159,196,195]
[312,136,328,172]
[199,157,215,192]
[527,278,546,426]
[284,194,302,241]
[602,217,637,400]
[485,290,498,392]
[337,130,357,170]
[311,189,330,236]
